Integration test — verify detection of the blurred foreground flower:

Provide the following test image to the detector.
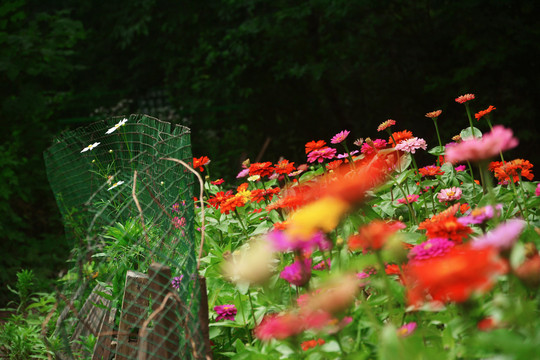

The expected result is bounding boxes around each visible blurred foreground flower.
[405,245,507,306]
[222,239,277,285]
[471,219,526,252]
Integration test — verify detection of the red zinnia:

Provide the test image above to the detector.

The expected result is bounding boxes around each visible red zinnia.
[219,195,246,214]
[249,162,274,177]
[305,140,327,154]
[405,245,507,306]
[490,159,534,183]
[301,339,325,351]
[207,191,233,209]
[418,165,444,177]
[193,156,210,171]
[274,159,296,175]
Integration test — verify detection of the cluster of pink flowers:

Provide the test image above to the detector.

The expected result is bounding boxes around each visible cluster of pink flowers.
[307,147,337,163]
[395,137,427,154]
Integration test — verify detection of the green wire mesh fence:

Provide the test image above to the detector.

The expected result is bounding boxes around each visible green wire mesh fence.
[43,115,210,359]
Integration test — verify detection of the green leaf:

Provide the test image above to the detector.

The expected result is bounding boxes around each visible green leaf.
[395,169,414,185]
[460,127,482,140]
[428,146,445,156]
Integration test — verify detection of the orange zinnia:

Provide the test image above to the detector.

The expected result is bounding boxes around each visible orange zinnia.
[249,162,274,177]
[405,245,507,306]
[489,159,534,183]
[388,130,413,147]
[475,105,496,121]
[193,156,210,171]
[305,140,327,154]
[274,159,296,175]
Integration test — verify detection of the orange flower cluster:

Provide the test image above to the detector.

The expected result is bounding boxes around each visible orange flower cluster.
[207,184,280,214]
[489,159,534,183]
[475,105,496,121]
[405,245,507,306]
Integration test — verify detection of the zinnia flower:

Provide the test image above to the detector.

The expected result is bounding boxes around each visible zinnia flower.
[305,140,327,154]
[266,230,331,252]
[337,150,359,159]
[214,304,237,321]
[536,183,540,196]
[171,275,184,289]
[445,126,519,164]
[397,322,417,337]
[274,159,296,175]
[395,137,427,154]
[330,130,350,144]
[249,162,274,177]
[437,187,462,202]
[405,245,507,305]
[489,159,534,183]
[193,156,210,171]
[301,339,325,351]
[211,178,224,185]
[475,105,496,121]
[425,110,442,118]
[389,130,413,147]
[361,139,387,155]
[455,93,475,104]
[419,165,444,177]
[471,219,526,251]
[377,119,396,132]
[105,118,128,134]
[397,194,420,205]
[307,147,337,163]
[419,207,472,243]
[280,258,312,286]
[458,204,502,226]
[236,168,250,178]
[408,238,455,262]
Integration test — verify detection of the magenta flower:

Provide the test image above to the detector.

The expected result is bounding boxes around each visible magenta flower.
[536,183,540,196]
[472,219,526,251]
[437,187,462,202]
[397,322,417,337]
[280,258,312,286]
[408,238,455,262]
[172,203,180,213]
[172,216,186,229]
[445,125,519,164]
[361,139,387,155]
[397,194,420,205]
[307,147,337,163]
[395,137,427,154]
[214,304,237,321]
[171,275,184,289]
[266,230,331,252]
[455,165,467,172]
[458,204,503,226]
[330,130,350,144]
[455,93,475,104]
[337,150,359,159]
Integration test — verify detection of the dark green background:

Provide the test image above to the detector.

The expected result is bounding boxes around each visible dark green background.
[1,0,539,302]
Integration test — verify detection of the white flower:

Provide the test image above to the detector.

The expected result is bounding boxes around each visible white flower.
[81,142,101,153]
[247,175,260,182]
[105,118,128,134]
[107,180,124,191]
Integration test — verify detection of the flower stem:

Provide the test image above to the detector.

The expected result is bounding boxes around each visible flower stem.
[466,161,478,197]
[465,103,476,139]
[234,208,249,239]
[247,289,257,327]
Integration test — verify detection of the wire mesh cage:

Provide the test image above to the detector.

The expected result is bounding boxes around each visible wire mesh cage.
[43,115,210,359]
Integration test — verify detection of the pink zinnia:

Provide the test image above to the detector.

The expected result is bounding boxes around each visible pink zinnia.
[214,304,237,321]
[237,168,250,178]
[397,194,420,205]
[280,258,312,286]
[437,187,462,202]
[455,93,475,104]
[313,259,331,270]
[307,147,337,163]
[445,126,519,164]
[266,230,331,252]
[377,119,396,132]
[397,322,417,337]
[395,137,427,154]
[536,183,540,196]
[408,238,455,261]
[331,130,351,144]
[455,165,467,172]
[471,219,526,251]
[361,139,387,155]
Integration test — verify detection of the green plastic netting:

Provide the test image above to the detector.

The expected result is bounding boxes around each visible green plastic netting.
[43,115,210,359]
